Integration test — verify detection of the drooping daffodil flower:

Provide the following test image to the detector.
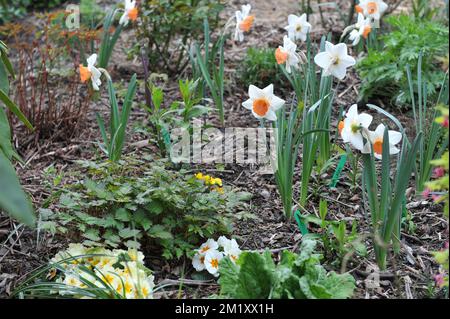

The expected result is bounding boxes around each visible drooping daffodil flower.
[275,35,301,73]
[242,84,285,121]
[348,13,372,46]
[119,0,138,26]
[314,41,356,80]
[79,54,102,91]
[339,104,373,151]
[234,4,254,42]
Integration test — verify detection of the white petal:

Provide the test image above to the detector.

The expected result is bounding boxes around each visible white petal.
[119,12,129,26]
[87,54,98,67]
[242,99,253,110]
[270,95,285,111]
[248,85,263,99]
[388,131,402,145]
[346,104,358,119]
[265,110,277,121]
[340,55,356,67]
[288,14,298,25]
[362,142,371,154]
[333,43,348,58]
[389,145,400,155]
[359,113,373,128]
[374,124,385,136]
[331,64,347,80]
[350,133,364,151]
[262,84,274,97]
[324,41,334,54]
[314,52,331,69]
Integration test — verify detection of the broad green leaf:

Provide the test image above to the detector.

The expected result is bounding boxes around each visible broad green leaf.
[0,151,35,226]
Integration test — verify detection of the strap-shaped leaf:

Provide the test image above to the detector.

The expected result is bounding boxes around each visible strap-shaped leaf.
[0,151,35,226]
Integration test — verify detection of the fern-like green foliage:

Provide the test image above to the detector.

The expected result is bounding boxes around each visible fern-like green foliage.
[357,14,449,107]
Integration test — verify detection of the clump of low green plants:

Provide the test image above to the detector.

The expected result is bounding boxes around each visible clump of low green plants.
[218,238,356,299]
[239,47,284,89]
[40,157,253,260]
[356,14,449,107]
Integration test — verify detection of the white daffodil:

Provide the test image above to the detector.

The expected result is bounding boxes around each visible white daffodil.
[234,4,254,42]
[275,35,301,73]
[198,239,219,255]
[356,0,388,21]
[242,84,285,121]
[314,41,356,80]
[284,13,311,42]
[119,0,138,26]
[362,124,402,159]
[339,104,373,151]
[348,13,372,46]
[192,253,206,271]
[79,54,102,91]
[204,250,223,277]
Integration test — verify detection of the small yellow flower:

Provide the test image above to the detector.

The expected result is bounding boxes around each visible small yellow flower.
[195,172,204,180]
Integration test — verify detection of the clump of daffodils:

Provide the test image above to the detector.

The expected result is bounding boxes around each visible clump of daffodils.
[195,173,224,193]
[338,104,402,159]
[192,237,242,277]
[48,244,155,299]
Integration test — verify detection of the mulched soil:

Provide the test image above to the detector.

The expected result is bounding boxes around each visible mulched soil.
[0,0,448,299]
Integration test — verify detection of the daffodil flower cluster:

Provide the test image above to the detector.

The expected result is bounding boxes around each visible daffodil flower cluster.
[338,104,401,159]
[343,0,388,46]
[195,173,224,193]
[49,244,155,299]
[192,237,241,277]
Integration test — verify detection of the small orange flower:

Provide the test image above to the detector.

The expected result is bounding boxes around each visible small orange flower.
[355,5,363,13]
[79,64,91,83]
[239,15,254,32]
[128,7,138,21]
[275,48,288,65]
[253,98,270,117]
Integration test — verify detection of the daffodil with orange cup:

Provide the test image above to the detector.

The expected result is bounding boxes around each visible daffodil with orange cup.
[242,84,285,122]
